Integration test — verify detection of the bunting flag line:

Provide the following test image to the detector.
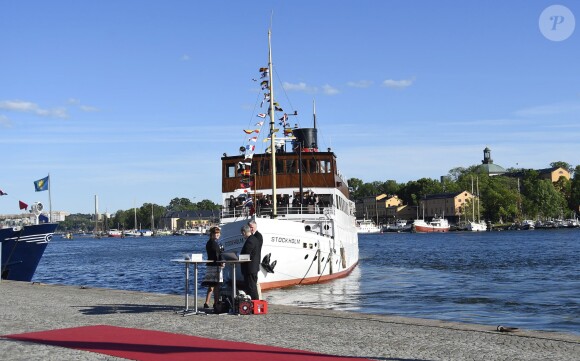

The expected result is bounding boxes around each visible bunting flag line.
[260,80,268,90]
[248,136,258,142]
[19,200,28,210]
[34,176,49,192]
[0,189,7,196]
[256,113,266,118]
[255,121,264,126]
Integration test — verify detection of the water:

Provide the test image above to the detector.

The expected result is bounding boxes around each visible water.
[33,229,580,335]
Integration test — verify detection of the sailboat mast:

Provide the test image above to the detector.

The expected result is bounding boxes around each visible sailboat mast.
[268,28,277,218]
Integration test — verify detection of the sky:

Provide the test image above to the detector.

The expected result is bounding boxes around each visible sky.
[1,1,579,215]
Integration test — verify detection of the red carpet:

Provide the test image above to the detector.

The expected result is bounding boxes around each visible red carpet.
[3,325,370,361]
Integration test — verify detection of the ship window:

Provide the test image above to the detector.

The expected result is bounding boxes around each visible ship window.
[260,160,270,175]
[286,159,297,173]
[319,160,331,173]
[309,159,318,173]
[226,163,236,178]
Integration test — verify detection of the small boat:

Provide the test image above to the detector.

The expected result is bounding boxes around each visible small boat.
[467,177,487,232]
[467,221,487,232]
[356,219,382,233]
[412,217,450,233]
[520,220,535,230]
[107,229,123,237]
[124,229,153,237]
[182,226,207,236]
[384,219,411,232]
[1,202,58,281]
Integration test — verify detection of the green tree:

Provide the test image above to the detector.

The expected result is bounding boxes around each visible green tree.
[167,197,197,211]
[481,176,519,223]
[195,199,220,210]
[550,161,573,173]
[570,165,580,215]
[347,178,364,199]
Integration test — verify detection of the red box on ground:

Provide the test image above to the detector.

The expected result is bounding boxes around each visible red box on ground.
[252,300,268,314]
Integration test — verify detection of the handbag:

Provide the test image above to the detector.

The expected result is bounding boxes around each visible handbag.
[201,266,223,286]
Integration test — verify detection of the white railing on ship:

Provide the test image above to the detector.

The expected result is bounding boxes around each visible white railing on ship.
[221,205,334,219]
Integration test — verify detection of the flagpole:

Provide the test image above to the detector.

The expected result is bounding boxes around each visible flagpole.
[48,173,53,223]
[268,27,277,218]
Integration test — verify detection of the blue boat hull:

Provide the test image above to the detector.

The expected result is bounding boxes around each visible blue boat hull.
[1,223,58,281]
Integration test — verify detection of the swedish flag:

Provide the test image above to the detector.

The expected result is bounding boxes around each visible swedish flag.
[34,176,49,192]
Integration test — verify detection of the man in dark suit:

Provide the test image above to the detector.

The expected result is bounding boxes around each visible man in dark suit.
[240,224,261,300]
[248,219,263,299]
[248,219,263,249]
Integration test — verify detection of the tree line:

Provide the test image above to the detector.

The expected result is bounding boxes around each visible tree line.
[348,161,580,223]
[59,198,220,232]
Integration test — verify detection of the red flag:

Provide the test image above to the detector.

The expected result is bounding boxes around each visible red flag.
[19,200,28,210]
[0,189,7,196]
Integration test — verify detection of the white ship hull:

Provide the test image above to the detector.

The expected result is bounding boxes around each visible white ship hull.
[220,208,358,290]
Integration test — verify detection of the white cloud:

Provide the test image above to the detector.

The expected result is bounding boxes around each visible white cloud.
[0,114,11,127]
[322,84,340,95]
[79,105,99,112]
[512,101,580,117]
[382,78,414,89]
[0,100,68,118]
[347,80,373,88]
[282,82,339,95]
[283,82,316,93]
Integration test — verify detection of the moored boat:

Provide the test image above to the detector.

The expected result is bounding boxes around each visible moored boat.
[217,27,359,291]
[356,219,382,233]
[107,229,123,237]
[467,221,487,232]
[412,217,450,233]
[1,202,58,281]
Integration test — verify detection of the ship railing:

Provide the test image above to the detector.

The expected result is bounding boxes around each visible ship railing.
[220,205,333,219]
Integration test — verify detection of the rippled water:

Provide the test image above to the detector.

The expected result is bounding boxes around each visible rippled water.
[33,229,580,335]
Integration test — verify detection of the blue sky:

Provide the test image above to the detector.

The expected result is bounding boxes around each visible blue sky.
[1,1,579,215]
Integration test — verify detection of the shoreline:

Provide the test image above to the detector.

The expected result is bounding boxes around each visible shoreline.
[1,280,578,360]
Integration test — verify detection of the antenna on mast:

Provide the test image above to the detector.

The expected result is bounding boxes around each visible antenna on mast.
[313,99,317,129]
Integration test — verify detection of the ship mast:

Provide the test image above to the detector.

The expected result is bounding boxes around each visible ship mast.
[268,28,277,218]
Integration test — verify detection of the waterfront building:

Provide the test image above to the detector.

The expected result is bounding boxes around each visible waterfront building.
[478,147,507,176]
[419,191,476,224]
[355,194,403,223]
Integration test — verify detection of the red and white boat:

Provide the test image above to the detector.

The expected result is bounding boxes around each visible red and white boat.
[412,217,450,233]
[217,28,359,291]
[107,229,123,237]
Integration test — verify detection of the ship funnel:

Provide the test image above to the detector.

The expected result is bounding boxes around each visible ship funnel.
[292,128,318,152]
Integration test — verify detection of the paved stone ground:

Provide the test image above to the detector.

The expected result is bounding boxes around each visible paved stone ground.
[0,281,578,360]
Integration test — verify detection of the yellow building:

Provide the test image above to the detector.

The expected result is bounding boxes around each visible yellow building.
[538,167,570,182]
[355,194,403,223]
[419,191,476,223]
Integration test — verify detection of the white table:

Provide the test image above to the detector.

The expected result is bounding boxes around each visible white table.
[220,259,251,314]
[172,258,214,316]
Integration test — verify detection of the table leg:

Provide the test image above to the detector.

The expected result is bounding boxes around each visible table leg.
[193,263,198,313]
[185,262,190,311]
[231,264,237,314]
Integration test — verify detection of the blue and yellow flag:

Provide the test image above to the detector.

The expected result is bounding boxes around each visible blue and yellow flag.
[34,176,49,192]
